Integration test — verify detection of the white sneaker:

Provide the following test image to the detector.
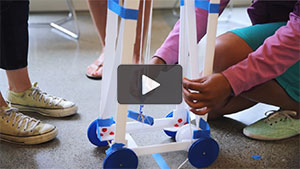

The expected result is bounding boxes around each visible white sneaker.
[0,107,58,145]
[7,82,77,117]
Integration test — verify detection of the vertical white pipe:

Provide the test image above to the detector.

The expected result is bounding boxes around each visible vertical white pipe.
[174,4,188,121]
[145,0,153,63]
[185,0,199,79]
[100,9,119,119]
[114,0,140,144]
[138,0,146,64]
[201,0,220,121]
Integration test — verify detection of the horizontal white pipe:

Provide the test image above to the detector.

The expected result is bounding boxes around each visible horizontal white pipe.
[131,140,193,156]
[126,118,175,133]
[126,133,138,148]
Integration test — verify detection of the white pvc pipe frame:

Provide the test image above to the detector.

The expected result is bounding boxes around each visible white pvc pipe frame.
[100,0,220,156]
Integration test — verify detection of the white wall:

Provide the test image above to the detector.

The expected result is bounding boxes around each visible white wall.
[30,0,88,12]
[30,0,252,12]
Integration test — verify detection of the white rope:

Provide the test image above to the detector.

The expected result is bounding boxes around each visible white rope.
[177,158,189,169]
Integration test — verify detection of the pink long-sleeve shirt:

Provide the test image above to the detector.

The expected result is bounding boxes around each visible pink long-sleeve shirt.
[154,0,300,96]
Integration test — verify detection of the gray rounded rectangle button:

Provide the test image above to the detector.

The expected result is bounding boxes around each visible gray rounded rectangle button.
[118,65,182,104]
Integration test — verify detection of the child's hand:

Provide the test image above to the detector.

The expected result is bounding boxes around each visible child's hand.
[182,73,233,115]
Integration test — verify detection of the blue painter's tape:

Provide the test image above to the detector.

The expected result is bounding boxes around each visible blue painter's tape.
[180,0,184,6]
[251,155,261,160]
[199,118,210,130]
[181,0,209,9]
[96,121,101,141]
[152,153,171,169]
[195,0,209,10]
[139,105,144,113]
[97,117,115,127]
[105,143,125,156]
[96,117,115,141]
[193,118,211,139]
[128,110,154,126]
[193,129,210,139]
[209,3,220,13]
[180,0,219,14]
[186,110,189,123]
[108,0,139,20]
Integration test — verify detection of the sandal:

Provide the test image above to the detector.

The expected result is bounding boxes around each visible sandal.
[86,54,104,80]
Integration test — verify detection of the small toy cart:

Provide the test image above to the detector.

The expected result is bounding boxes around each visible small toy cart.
[87,0,221,168]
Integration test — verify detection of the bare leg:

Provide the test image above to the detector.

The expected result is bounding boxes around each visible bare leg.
[133,0,151,64]
[0,93,8,107]
[6,67,31,93]
[86,0,107,78]
[0,67,31,107]
[86,0,151,78]
[241,80,300,118]
[87,0,107,46]
[87,0,151,61]
[209,32,299,119]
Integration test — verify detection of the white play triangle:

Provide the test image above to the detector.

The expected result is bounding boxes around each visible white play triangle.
[142,75,160,95]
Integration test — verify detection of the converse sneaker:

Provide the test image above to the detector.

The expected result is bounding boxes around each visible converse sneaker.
[7,82,77,117]
[0,107,58,145]
[243,110,300,141]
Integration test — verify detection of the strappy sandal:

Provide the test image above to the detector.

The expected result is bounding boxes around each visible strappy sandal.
[86,63,103,80]
[86,54,104,80]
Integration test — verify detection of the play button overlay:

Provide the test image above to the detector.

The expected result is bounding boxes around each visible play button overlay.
[118,65,182,104]
[142,75,160,95]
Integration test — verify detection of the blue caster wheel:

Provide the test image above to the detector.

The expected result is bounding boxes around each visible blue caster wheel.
[163,111,177,138]
[87,119,109,146]
[188,137,219,168]
[103,148,138,168]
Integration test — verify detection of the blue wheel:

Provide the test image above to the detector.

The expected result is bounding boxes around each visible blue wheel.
[103,148,138,169]
[188,137,219,168]
[87,119,109,146]
[163,111,177,138]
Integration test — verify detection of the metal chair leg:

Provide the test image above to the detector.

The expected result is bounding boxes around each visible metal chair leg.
[30,0,80,39]
[50,0,80,39]
[218,0,247,26]
[172,0,180,18]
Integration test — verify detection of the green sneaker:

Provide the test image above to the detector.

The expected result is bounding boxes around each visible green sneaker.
[0,106,58,145]
[243,110,300,140]
[7,82,77,117]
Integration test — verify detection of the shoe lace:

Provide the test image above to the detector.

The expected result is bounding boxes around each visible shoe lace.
[29,86,63,106]
[4,108,40,132]
[264,110,296,125]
